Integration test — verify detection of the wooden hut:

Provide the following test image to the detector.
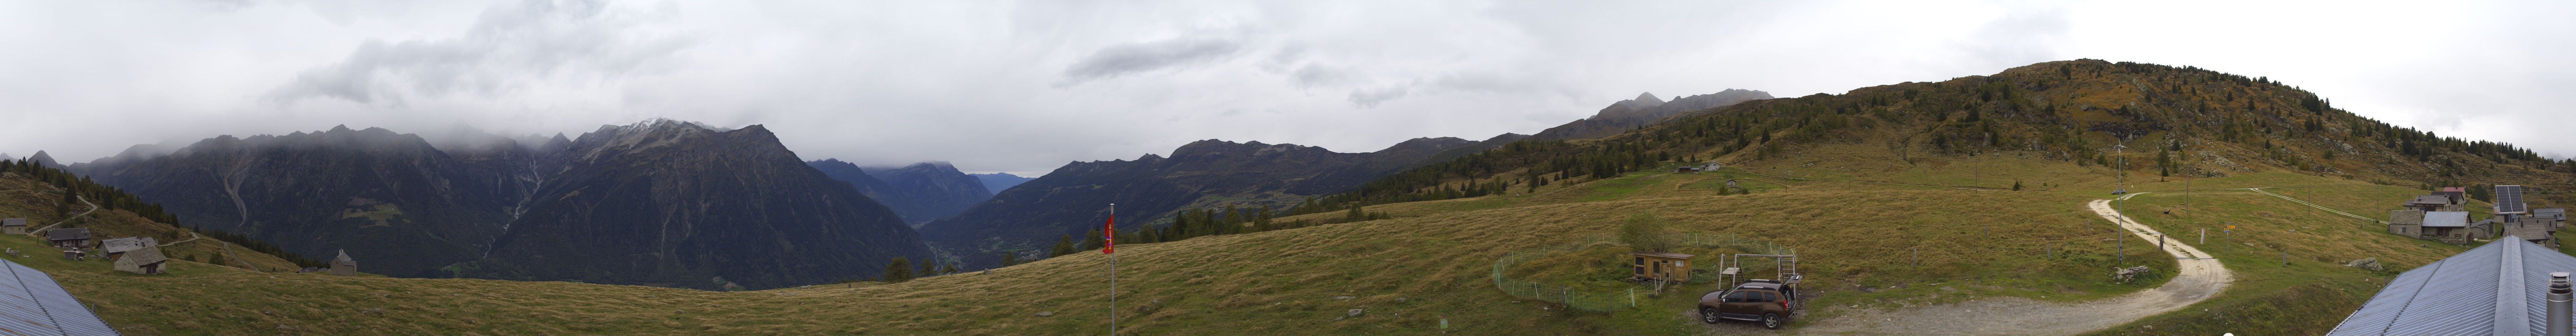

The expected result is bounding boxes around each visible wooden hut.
[0,218,25,235]
[330,249,357,276]
[1629,251,1695,283]
[1676,167,1700,174]
[44,228,90,249]
[113,246,167,275]
[99,237,154,260]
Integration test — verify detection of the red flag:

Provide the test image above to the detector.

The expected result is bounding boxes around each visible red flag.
[1103,212,1116,254]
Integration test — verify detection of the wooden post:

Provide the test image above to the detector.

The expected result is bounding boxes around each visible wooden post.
[1912,248,1919,267]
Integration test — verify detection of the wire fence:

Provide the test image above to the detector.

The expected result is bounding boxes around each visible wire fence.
[1490,232,1794,313]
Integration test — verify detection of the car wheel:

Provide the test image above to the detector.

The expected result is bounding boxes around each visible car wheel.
[1760,313,1782,329]
[1700,307,1720,324]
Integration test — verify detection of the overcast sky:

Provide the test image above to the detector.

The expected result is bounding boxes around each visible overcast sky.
[2,0,2569,175]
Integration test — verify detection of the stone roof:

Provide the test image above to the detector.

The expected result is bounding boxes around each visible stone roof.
[99,237,154,253]
[0,218,22,227]
[2407,195,2455,206]
[118,246,166,265]
[44,228,88,241]
[334,249,356,266]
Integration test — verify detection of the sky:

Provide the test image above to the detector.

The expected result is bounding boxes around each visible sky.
[2,0,2570,175]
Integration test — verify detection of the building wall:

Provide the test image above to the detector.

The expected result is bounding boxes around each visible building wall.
[2389,210,2426,236]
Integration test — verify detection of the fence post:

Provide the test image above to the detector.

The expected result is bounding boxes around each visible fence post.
[1629,287,1637,307]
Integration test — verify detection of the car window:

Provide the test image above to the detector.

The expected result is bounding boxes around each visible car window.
[1724,291,1749,303]
[1760,292,1777,303]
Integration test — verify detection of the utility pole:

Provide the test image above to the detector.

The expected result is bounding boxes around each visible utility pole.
[2115,141,2129,217]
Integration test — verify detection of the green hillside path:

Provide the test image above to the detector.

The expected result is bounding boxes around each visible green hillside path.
[1786,192,2234,335]
[2247,187,2388,224]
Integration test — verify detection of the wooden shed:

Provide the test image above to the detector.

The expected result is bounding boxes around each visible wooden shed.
[0,218,24,235]
[1629,251,1695,283]
[114,246,167,275]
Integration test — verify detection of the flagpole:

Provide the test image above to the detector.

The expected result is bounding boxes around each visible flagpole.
[1109,203,1117,336]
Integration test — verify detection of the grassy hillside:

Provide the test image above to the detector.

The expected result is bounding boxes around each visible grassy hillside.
[36,59,2572,335]
[21,144,2505,335]
[29,145,2210,335]
[0,174,301,272]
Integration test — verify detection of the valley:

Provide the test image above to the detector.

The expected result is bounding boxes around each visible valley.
[7,59,2567,335]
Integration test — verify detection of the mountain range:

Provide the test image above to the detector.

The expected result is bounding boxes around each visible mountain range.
[807,159,993,226]
[915,136,1510,268]
[969,172,1037,193]
[67,120,932,289]
[1529,89,1773,140]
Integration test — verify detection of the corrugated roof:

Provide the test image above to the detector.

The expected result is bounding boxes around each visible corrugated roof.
[0,257,120,335]
[2536,208,2566,221]
[2327,237,2576,336]
[1628,252,1695,259]
[2422,212,2472,228]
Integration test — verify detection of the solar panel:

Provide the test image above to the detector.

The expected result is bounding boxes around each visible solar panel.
[2496,185,2528,215]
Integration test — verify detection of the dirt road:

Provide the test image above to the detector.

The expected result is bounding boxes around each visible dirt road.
[1720,192,2233,336]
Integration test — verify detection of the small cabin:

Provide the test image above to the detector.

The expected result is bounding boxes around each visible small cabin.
[330,249,358,276]
[45,228,90,249]
[1677,167,1700,174]
[99,237,155,260]
[1629,251,1695,283]
[113,246,167,275]
[0,218,25,235]
[2419,211,2472,242]
[2388,210,2425,236]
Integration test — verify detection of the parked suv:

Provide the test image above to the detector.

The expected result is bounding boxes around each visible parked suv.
[1699,280,1794,329]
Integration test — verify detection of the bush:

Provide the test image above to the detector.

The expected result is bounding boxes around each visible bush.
[1619,214,1674,252]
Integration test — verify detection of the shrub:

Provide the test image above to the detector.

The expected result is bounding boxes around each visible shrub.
[1619,213,1674,252]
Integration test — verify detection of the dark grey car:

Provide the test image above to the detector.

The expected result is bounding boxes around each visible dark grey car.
[1699,281,1792,329]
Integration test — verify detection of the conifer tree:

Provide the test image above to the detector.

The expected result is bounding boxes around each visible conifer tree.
[883,257,913,283]
[1050,234,1075,257]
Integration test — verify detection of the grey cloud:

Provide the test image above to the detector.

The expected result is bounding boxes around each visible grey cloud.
[1057,37,1243,86]
[1953,6,2071,70]
[1347,86,1408,108]
[266,0,690,105]
[1290,63,1355,88]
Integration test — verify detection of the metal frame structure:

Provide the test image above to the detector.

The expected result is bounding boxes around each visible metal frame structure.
[1717,253,1801,309]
